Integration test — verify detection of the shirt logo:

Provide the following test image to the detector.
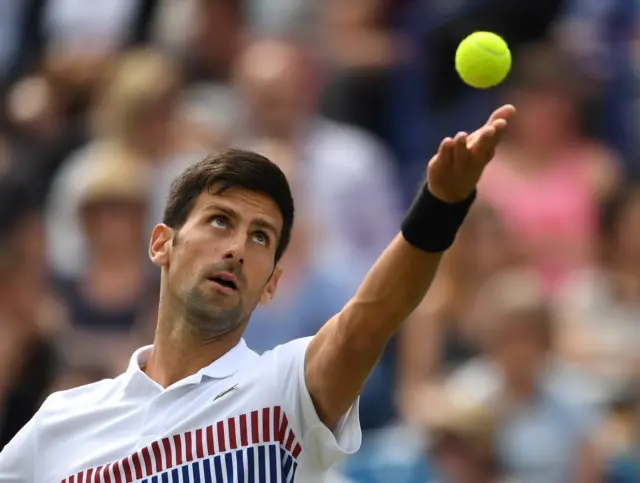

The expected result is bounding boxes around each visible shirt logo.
[213,383,238,402]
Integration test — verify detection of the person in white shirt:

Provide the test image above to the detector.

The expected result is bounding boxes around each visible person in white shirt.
[0,104,515,482]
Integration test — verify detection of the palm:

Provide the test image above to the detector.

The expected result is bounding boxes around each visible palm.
[427,104,516,203]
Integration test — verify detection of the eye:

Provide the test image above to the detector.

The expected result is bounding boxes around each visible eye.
[210,215,229,229]
[252,231,269,246]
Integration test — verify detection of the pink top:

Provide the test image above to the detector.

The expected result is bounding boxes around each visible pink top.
[479,146,597,292]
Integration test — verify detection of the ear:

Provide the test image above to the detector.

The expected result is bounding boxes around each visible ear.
[259,265,283,305]
[149,224,173,268]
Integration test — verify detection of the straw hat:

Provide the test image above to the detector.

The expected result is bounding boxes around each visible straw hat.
[78,145,149,210]
[429,397,496,453]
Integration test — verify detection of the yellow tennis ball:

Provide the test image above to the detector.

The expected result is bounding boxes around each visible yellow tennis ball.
[455,32,511,89]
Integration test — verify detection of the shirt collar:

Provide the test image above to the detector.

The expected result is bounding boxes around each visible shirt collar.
[126,338,258,384]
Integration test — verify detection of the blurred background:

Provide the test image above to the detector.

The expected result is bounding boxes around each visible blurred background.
[0,0,638,482]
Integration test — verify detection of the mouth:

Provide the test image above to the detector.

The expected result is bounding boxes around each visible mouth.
[207,272,238,291]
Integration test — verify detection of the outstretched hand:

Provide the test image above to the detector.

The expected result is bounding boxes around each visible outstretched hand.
[427,104,516,203]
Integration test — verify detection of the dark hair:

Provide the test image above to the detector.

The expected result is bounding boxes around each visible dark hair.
[0,175,40,273]
[162,149,295,262]
[0,175,39,239]
[599,179,640,246]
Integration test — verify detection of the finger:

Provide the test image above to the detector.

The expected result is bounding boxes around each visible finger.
[430,137,453,171]
[439,137,454,165]
[468,125,496,154]
[490,118,509,144]
[467,105,515,145]
[453,132,468,165]
[487,104,516,124]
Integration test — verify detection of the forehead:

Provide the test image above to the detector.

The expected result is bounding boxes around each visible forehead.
[190,186,283,230]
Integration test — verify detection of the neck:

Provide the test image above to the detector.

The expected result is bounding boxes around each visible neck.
[145,294,243,388]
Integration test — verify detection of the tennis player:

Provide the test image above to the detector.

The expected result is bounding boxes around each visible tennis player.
[0,105,515,482]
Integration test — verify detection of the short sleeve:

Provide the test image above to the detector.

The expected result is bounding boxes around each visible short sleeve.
[271,337,362,470]
[0,414,37,482]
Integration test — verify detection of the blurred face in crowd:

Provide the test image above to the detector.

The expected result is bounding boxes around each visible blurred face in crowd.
[133,91,178,151]
[99,50,180,155]
[151,187,283,339]
[325,0,384,28]
[491,311,551,392]
[236,41,311,139]
[448,204,510,281]
[509,86,576,152]
[191,0,243,80]
[82,199,147,260]
[432,433,491,483]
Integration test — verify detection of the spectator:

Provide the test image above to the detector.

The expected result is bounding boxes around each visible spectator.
[478,42,620,292]
[0,176,60,448]
[557,180,640,406]
[161,0,248,145]
[446,269,601,483]
[181,0,246,86]
[53,149,158,374]
[319,0,395,145]
[426,402,516,483]
[600,393,640,483]
[399,203,516,422]
[235,38,404,278]
[46,48,212,278]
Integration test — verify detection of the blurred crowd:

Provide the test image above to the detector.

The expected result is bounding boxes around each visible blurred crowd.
[0,0,638,482]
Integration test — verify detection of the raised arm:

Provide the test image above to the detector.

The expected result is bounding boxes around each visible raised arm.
[305,105,516,428]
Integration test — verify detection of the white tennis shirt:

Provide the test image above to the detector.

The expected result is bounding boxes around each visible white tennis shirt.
[0,337,362,482]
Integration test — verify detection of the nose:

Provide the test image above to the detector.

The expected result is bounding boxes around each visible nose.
[222,232,245,265]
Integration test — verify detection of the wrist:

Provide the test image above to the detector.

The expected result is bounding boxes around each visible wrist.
[401,184,476,253]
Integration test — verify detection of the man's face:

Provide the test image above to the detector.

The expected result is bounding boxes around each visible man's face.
[150,186,283,338]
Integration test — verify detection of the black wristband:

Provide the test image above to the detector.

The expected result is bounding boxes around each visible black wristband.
[401,185,476,252]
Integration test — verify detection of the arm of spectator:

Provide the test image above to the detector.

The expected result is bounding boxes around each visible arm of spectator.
[569,386,606,483]
[573,437,603,483]
[555,272,613,376]
[586,142,621,199]
[556,318,602,373]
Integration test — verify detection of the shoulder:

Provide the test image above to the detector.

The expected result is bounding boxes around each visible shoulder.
[556,267,609,316]
[236,338,312,391]
[255,337,313,368]
[38,375,126,419]
[543,372,602,435]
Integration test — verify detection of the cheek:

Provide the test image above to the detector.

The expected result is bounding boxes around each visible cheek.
[244,252,276,292]
[169,240,203,283]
